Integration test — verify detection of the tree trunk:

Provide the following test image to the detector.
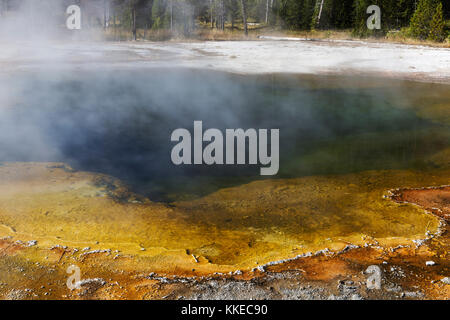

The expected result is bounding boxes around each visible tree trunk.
[103,0,106,30]
[132,5,137,40]
[240,0,248,36]
[265,0,269,24]
[113,14,117,40]
[170,0,173,31]
[220,0,225,30]
[270,0,275,25]
[316,0,324,27]
[210,0,214,28]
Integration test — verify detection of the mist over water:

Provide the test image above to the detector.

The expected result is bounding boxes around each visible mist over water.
[0,68,447,201]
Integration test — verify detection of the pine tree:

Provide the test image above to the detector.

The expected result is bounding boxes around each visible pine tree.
[282,0,303,30]
[397,0,416,27]
[352,0,373,37]
[240,0,248,35]
[428,2,445,41]
[151,0,167,29]
[330,0,354,29]
[300,0,314,30]
[311,0,333,30]
[409,0,439,40]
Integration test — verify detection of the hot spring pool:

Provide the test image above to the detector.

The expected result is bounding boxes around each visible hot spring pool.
[0,69,448,270]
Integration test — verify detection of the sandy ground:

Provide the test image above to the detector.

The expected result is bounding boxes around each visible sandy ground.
[0,39,449,83]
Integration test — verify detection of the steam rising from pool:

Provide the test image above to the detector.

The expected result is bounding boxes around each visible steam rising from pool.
[0,69,447,201]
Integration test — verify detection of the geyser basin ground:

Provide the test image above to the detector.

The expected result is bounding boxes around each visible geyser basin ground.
[1,40,449,83]
[0,162,447,272]
[0,70,449,278]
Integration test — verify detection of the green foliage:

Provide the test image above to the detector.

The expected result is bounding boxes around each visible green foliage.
[408,0,447,42]
[409,0,439,39]
[277,0,303,29]
[104,0,446,42]
[225,0,241,26]
[352,0,372,37]
[428,2,445,41]
[278,0,354,31]
[311,0,353,30]
[151,0,168,29]
[398,0,416,26]
[311,0,330,29]
[300,0,315,30]
[352,0,408,37]
[330,0,354,29]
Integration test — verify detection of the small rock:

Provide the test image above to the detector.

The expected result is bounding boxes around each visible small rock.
[440,277,450,285]
[403,291,424,298]
[26,240,38,247]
